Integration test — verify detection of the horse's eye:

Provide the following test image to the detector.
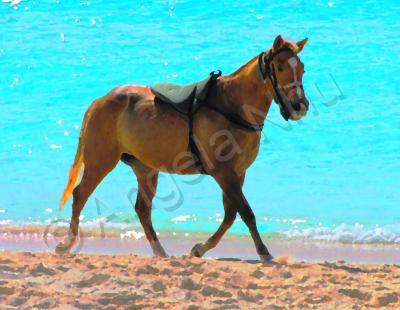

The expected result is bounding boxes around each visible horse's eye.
[278,66,284,72]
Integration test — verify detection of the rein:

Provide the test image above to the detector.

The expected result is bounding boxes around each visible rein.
[192,48,304,173]
[190,69,264,175]
[205,104,264,131]
[191,51,295,173]
[202,71,264,132]
[206,47,298,130]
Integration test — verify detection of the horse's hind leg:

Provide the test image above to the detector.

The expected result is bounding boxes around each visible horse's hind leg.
[190,174,244,257]
[122,155,167,257]
[56,147,120,254]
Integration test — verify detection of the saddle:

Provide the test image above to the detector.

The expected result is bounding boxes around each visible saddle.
[150,71,221,114]
[150,71,221,174]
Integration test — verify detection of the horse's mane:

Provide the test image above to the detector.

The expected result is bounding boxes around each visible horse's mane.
[230,55,259,76]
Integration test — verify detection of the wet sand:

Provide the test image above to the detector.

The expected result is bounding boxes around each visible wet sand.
[1,251,400,309]
[1,229,400,264]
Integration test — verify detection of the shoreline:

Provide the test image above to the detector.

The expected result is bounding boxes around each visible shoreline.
[1,230,400,264]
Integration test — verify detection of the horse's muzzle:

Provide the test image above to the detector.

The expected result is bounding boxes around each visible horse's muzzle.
[290,98,308,120]
[280,98,309,121]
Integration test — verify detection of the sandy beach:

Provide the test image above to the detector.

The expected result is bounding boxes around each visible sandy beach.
[1,251,399,309]
[2,0,400,309]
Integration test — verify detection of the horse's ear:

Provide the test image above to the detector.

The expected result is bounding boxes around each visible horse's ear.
[297,38,308,53]
[273,35,283,50]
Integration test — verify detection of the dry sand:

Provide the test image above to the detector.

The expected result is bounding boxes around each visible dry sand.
[0,251,399,309]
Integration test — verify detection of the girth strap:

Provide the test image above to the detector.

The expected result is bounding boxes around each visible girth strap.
[188,91,207,174]
[188,71,221,174]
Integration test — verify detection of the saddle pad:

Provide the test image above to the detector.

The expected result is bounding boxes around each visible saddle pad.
[151,74,215,114]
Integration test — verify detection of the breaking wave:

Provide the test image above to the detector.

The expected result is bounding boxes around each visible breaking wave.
[283,224,400,244]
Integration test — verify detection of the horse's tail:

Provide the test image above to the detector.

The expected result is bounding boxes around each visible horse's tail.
[59,136,84,209]
[59,108,92,209]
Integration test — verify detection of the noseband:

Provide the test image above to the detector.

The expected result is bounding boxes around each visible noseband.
[257,47,305,120]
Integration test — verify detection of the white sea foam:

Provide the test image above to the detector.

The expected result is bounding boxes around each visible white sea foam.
[171,215,191,223]
[263,217,307,225]
[1,217,399,245]
[120,230,144,240]
[9,0,21,7]
[49,144,62,149]
[284,224,400,244]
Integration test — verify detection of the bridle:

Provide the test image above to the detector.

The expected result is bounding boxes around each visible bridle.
[189,48,306,174]
[203,48,306,132]
[257,47,306,121]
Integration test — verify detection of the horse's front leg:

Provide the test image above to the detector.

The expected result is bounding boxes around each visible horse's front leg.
[190,175,244,257]
[214,172,274,263]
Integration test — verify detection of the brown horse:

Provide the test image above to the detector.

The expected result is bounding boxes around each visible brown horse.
[57,35,309,262]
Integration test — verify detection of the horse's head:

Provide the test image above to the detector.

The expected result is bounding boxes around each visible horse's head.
[260,35,309,121]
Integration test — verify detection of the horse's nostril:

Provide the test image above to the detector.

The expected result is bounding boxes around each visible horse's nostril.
[293,102,301,111]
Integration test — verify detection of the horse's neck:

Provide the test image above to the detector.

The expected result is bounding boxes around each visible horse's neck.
[215,55,273,125]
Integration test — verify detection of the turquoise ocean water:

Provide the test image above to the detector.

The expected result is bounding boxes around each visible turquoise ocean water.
[1,0,399,245]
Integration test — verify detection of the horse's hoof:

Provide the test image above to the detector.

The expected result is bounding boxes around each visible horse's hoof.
[259,253,275,264]
[190,243,207,257]
[150,240,168,257]
[55,242,71,254]
[154,249,168,258]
